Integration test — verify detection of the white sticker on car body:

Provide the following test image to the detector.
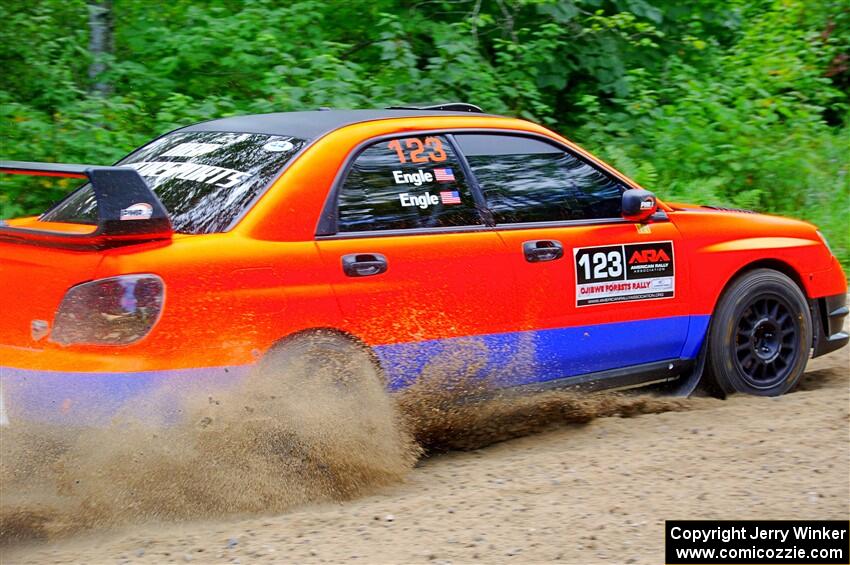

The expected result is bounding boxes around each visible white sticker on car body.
[119,202,154,221]
[262,140,295,153]
[573,240,675,306]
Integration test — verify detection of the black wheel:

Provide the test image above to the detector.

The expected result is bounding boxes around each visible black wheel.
[254,331,394,421]
[250,331,418,484]
[707,269,811,396]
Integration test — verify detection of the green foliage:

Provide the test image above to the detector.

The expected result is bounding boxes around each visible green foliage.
[575,0,850,263]
[1,0,848,264]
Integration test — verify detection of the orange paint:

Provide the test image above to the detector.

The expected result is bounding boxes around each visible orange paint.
[0,113,845,378]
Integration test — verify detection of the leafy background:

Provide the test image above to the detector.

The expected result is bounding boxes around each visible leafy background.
[1,0,848,264]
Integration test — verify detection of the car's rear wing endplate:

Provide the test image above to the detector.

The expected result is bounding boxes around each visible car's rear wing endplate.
[0,160,172,248]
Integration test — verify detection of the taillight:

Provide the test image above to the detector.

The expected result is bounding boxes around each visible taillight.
[50,275,165,346]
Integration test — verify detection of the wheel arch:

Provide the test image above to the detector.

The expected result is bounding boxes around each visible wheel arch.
[263,326,387,379]
[708,258,812,348]
[718,258,809,303]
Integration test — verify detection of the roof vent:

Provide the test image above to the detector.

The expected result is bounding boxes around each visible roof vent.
[386,103,483,113]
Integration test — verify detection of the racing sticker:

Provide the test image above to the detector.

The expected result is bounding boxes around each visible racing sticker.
[398,191,462,208]
[574,241,675,306]
[387,137,447,164]
[162,142,223,158]
[393,169,434,186]
[119,202,154,220]
[392,168,456,186]
[128,161,250,189]
[262,139,294,153]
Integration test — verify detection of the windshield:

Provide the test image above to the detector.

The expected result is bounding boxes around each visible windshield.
[41,131,307,234]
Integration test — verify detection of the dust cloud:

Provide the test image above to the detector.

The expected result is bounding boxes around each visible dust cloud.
[394,336,696,451]
[0,338,696,544]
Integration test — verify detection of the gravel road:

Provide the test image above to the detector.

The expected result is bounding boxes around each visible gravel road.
[2,346,848,564]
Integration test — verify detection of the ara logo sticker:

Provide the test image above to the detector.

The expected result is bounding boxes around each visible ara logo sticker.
[628,248,670,264]
[119,202,154,221]
[393,169,434,186]
[399,192,439,209]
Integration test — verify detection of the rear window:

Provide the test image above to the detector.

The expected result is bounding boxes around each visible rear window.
[41,131,307,234]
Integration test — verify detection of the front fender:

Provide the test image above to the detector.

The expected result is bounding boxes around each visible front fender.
[671,211,846,313]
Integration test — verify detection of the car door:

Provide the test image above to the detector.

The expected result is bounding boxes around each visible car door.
[314,133,518,389]
[452,133,695,388]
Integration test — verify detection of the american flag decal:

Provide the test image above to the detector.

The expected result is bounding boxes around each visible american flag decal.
[433,168,455,182]
[439,191,461,205]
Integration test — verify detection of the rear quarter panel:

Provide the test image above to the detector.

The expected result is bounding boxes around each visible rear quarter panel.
[0,239,103,349]
[86,234,343,370]
[1,235,342,372]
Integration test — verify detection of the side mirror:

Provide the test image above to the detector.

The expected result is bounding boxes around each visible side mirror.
[622,189,658,222]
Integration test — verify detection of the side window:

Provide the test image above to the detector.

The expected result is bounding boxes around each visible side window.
[337,135,481,232]
[454,134,626,224]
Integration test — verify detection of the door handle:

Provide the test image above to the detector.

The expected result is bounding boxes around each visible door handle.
[523,240,564,263]
[342,253,388,277]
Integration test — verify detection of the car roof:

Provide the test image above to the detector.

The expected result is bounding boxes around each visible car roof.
[180,109,499,140]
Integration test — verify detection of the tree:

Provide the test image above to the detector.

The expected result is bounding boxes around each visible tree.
[87,0,113,96]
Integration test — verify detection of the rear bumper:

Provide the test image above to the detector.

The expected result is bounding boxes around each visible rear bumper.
[811,293,849,358]
[0,364,251,427]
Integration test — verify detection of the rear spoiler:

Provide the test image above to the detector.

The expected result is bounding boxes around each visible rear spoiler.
[0,160,172,249]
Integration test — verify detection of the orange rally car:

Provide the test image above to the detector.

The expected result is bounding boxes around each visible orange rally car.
[0,104,847,427]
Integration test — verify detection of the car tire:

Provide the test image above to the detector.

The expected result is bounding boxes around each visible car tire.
[706,269,811,397]
[254,331,396,425]
[252,331,416,472]
[257,330,384,393]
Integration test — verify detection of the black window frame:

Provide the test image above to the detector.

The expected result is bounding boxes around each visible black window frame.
[316,131,492,237]
[316,128,650,239]
[453,131,636,229]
